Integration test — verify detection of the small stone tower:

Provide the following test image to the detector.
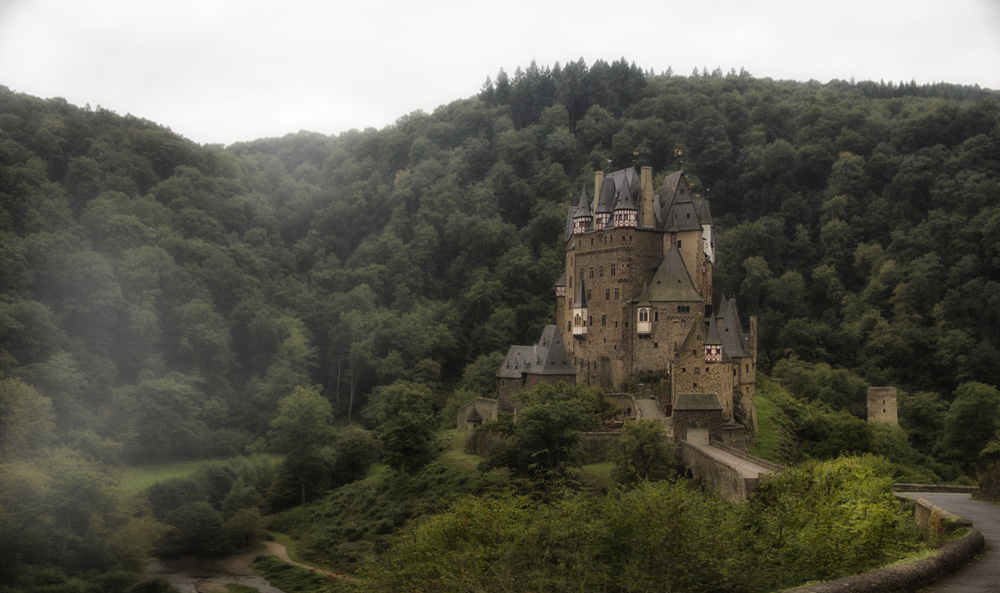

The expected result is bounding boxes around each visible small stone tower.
[867,387,898,425]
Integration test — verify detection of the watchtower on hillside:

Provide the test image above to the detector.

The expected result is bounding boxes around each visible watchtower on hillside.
[867,386,898,425]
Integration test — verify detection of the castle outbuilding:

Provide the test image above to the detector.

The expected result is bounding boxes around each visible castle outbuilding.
[498,167,758,434]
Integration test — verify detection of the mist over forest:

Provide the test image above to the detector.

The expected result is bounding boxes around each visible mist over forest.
[2,60,1000,592]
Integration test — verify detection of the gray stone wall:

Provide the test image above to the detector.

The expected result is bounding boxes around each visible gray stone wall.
[680,442,747,502]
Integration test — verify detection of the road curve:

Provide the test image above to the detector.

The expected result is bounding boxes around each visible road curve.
[897,492,1000,592]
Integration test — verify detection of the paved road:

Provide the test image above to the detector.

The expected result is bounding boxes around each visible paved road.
[897,492,1000,592]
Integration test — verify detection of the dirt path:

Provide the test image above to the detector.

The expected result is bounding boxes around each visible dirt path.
[219,541,348,581]
[146,539,349,593]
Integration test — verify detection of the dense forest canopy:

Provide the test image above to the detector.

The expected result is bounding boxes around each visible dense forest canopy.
[3,57,1000,591]
[2,61,999,459]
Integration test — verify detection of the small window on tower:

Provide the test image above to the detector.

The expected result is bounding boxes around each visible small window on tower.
[677,240,682,248]
[599,265,604,277]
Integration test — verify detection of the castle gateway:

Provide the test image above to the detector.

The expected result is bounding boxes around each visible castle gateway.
[497,167,758,433]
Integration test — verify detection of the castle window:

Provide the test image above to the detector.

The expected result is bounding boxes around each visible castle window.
[681,368,686,373]
[693,382,698,389]
[614,288,619,299]
[589,267,594,278]
[602,315,606,326]
[637,308,650,334]
[654,311,659,322]
[610,266,615,277]
[677,240,682,248]
[677,305,690,313]
[605,289,610,300]
[587,289,591,300]
[599,265,604,277]
[654,342,658,348]
[695,368,700,375]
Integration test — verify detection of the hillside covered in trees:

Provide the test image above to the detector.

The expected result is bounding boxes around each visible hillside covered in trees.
[2,59,1000,589]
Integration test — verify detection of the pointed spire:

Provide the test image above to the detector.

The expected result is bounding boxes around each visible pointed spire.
[572,186,593,235]
[574,278,588,308]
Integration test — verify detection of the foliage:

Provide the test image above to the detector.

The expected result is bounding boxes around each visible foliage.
[364,457,920,593]
[1,63,999,582]
[482,382,604,479]
[740,455,920,590]
[609,419,678,485]
[250,556,342,593]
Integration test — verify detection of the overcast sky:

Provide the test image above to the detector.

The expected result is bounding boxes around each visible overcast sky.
[1,0,998,146]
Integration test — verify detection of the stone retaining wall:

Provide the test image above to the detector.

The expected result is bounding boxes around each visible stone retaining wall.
[892,483,979,494]
[784,487,984,593]
[781,531,983,593]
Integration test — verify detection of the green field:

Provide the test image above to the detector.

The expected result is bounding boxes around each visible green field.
[120,454,284,492]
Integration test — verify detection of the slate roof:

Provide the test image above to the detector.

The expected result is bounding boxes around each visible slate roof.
[596,176,617,214]
[659,171,702,232]
[646,245,702,302]
[674,392,723,411]
[497,345,534,378]
[530,325,575,376]
[553,272,566,289]
[705,317,723,346]
[719,297,750,358]
[614,178,638,212]
[496,325,575,378]
[574,279,588,308]
[573,186,592,218]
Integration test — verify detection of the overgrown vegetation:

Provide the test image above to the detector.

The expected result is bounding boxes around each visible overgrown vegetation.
[2,61,999,589]
[360,455,921,593]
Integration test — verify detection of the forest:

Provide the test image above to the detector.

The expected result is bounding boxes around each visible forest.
[1,58,1000,591]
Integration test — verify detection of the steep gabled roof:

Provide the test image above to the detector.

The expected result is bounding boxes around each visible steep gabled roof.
[497,345,534,378]
[659,171,702,232]
[596,176,617,214]
[497,326,575,379]
[573,186,592,218]
[530,325,575,376]
[574,278,588,308]
[705,317,723,345]
[720,297,750,358]
[646,245,702,302]
[553,272,566,289]
[614,178,638,212]
[695,196,713,225]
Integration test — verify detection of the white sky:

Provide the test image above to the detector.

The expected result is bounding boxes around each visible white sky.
[1,0,998,146]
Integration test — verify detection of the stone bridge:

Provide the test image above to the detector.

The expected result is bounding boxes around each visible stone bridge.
[680,439,781,501]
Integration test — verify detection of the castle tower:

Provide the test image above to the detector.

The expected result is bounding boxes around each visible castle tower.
[867,387,898,425]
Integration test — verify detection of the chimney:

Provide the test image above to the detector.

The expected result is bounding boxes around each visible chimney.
[594,170,604,214]
[640,166,654,227]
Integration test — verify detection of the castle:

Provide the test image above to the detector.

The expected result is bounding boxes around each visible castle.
[494,167,758,433]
